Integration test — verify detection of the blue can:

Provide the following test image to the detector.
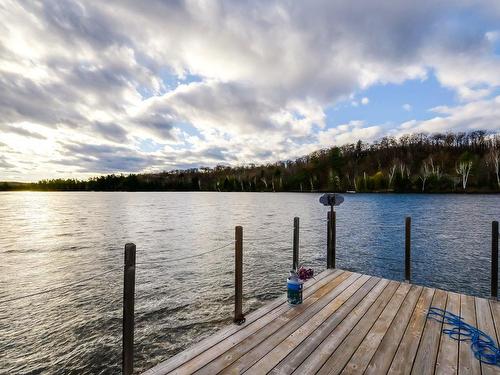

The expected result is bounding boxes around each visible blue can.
[287,271,303,305]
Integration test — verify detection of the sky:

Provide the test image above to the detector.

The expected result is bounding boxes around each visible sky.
[1,0,500,181]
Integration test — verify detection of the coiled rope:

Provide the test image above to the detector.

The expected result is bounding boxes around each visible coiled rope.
[427,307,500,366]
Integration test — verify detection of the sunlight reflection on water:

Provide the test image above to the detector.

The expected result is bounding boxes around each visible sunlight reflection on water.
[0,192,498,373]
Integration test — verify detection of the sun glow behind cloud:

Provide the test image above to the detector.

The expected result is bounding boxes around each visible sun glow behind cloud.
[1,0,500,181]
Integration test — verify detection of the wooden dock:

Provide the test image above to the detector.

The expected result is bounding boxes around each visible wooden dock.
[143,269,500,375]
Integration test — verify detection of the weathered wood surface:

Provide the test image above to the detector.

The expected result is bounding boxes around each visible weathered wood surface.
[143,270,500,375]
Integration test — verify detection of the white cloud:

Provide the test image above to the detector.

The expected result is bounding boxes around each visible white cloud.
[399,96,500,134]
[317,121,383,147]
[403,104,412,111]
[485,30,500,43]
[1,0,500,180]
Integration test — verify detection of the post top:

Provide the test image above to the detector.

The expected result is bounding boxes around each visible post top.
[319,193,344,207]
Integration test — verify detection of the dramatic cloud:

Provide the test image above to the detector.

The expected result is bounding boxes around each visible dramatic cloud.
[318,121,384,147]
[0,156,14,169]
[1,0,500,180]
[0,124,46,140]
[400,96,500,134]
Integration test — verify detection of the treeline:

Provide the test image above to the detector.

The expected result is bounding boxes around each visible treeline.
[2,131,500,193]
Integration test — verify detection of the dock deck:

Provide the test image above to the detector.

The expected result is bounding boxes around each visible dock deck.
[143,269,500,375]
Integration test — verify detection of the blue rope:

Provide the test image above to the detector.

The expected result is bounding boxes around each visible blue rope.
[427,307,500,366]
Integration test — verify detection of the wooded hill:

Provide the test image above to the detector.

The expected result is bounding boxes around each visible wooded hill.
[2,131,500,193]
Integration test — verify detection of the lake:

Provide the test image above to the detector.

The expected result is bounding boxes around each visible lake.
[0,192,498,374]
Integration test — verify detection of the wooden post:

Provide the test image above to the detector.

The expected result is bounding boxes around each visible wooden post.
[492,221,499,299]
[234,226,245,324]
[331,209,336,269]
[327,211,331,268]
[293,217,299,270]
[123,243,136,375]
[327,208,336,269]
[405,217,411,283]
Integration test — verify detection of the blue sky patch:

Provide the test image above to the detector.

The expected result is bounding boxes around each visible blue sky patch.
[325,74,457,128]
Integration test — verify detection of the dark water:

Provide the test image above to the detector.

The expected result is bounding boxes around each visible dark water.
[0,192,498,374]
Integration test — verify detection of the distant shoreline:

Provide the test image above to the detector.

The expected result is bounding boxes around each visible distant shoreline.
[3,131,499,194]
[1,187,498,194]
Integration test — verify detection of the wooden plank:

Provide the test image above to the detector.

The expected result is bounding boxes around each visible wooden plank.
[270,278,390,375]
[319,282,411,375]
[489,299,500,374]
[144,272,500,375]
[435,292,460,375]
[458,294,480,375]
[189,272,360,375]
[410,288,447,375]
[222,275,370,374]
[341,284,421,375]
[364,285,424,375]
[143,269,340,375]
[292,280,400,374]
[489,299,500,343]
[387,287,435,375]
[223,275,374,374]
[244,276,381,374]
[475,297,499,375]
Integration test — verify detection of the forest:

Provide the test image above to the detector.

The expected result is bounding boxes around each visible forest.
[2,131,500,193]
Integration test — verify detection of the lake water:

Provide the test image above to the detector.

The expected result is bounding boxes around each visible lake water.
[0,192,498,374]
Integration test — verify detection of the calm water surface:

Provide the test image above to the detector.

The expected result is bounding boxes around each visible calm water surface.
[0,192,498,374]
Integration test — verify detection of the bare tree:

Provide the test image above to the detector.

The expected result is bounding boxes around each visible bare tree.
[334,175,341,191]
[428,157,442,180]
[456,161,473,190]
[309,176,314,191]
[260,177,268,189]
[419,161,431,192]
[388,164,397,188]
[328,168,335,190]
[345,173,352,190]
[397,162,410,179]
[487,148,500,189]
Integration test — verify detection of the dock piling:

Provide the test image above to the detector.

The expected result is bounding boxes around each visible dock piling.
[293,217,299,270]
[123,243,136,375]
[405,217,411,283]
[327,210,336,269]
[234,226,245,324]
[492,221,499,300]
[327,211,331,268]
[332,210,336,269]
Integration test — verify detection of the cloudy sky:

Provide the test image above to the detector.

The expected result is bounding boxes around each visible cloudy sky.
[1,0,500,181]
